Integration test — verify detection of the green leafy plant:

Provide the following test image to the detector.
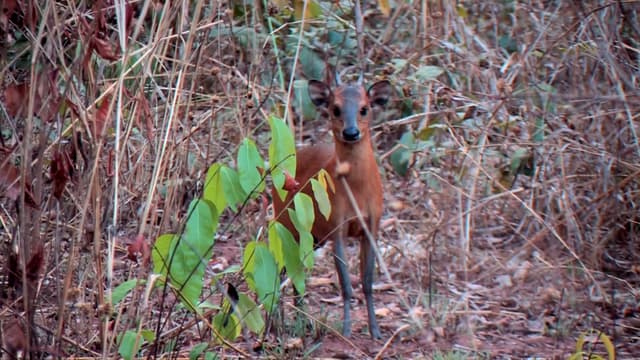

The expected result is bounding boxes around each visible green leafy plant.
[131,115,332,344]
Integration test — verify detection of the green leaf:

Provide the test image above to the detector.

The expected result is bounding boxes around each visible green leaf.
[300,47,326,82]
[391,58,408,74]
[510,148,535,176]
[118,330,141,360]
[268,222,285,271]
[237,293,265,334]
[242,241,258,291]
[190,342,209,360]
[299,230,314,270]
[168,200,218,308]
[390,131,415,177]
[212,312,241,342]
[456,4,468,18]
[278,224,306,295]
[140,329,155,342]
[204,163,226,213]
[311,178,331,221]
[237,139,265,196]
[293,0,323,21]
[412,65,444,82]
[220,166,247,212]
[269,116,296,201]
[112,279,138,306]
[499,35,518,54]
[205,352,219,360]
[532,117,545,143]
[292,192,314,232]
[243,242,279,313]
[294,80,317,120]
[152,233,176,275]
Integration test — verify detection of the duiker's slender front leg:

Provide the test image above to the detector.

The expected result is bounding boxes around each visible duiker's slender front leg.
[333,228,353,337]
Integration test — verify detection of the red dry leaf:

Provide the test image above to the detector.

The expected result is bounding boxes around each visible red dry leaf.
[3,83,28,118]
[50,147,74,199]
[282,170,300,191]
[3,70,60,122]
[93,95,113,140]
[36,68,61,122]
[2,319,26,358]
[125,2,135,39]
[26,243,45,282]
[91,36,120,61]
[0,159,39,208]
[92,0,107,33]
[0,0,18,30]
[126,234,150,266]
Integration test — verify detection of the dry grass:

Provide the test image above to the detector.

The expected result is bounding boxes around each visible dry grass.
[1,0,639,358]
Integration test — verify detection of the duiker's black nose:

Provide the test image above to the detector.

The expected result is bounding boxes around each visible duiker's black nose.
[342,127,360,142]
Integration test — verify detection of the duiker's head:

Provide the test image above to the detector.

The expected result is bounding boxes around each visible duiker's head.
[308,80,393,144]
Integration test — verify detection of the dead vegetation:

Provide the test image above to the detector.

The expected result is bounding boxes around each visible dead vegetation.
[0,0,638,358]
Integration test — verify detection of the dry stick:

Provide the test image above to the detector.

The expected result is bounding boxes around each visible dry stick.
[374,324,411,360]
[21,2,55,355]
[353,0,365,73]
[282,0,310,129]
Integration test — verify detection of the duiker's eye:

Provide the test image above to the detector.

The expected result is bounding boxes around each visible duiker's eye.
[359,107,368,116]
[332,106,342,117]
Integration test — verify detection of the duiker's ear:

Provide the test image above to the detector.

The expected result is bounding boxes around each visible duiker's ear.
[308,80,332,108]
[367,80,393,107]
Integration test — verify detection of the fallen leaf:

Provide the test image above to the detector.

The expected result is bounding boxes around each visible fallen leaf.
[308,276,333,287]
[284,337,303,351]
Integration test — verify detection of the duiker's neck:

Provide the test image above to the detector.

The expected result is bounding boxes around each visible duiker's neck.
[334,137,376,170]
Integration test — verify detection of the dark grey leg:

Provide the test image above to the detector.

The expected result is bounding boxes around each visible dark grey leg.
[361,234,381,339]
[333,232,353,337]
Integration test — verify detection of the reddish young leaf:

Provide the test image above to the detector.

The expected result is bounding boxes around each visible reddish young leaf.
[283,170,300,191]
